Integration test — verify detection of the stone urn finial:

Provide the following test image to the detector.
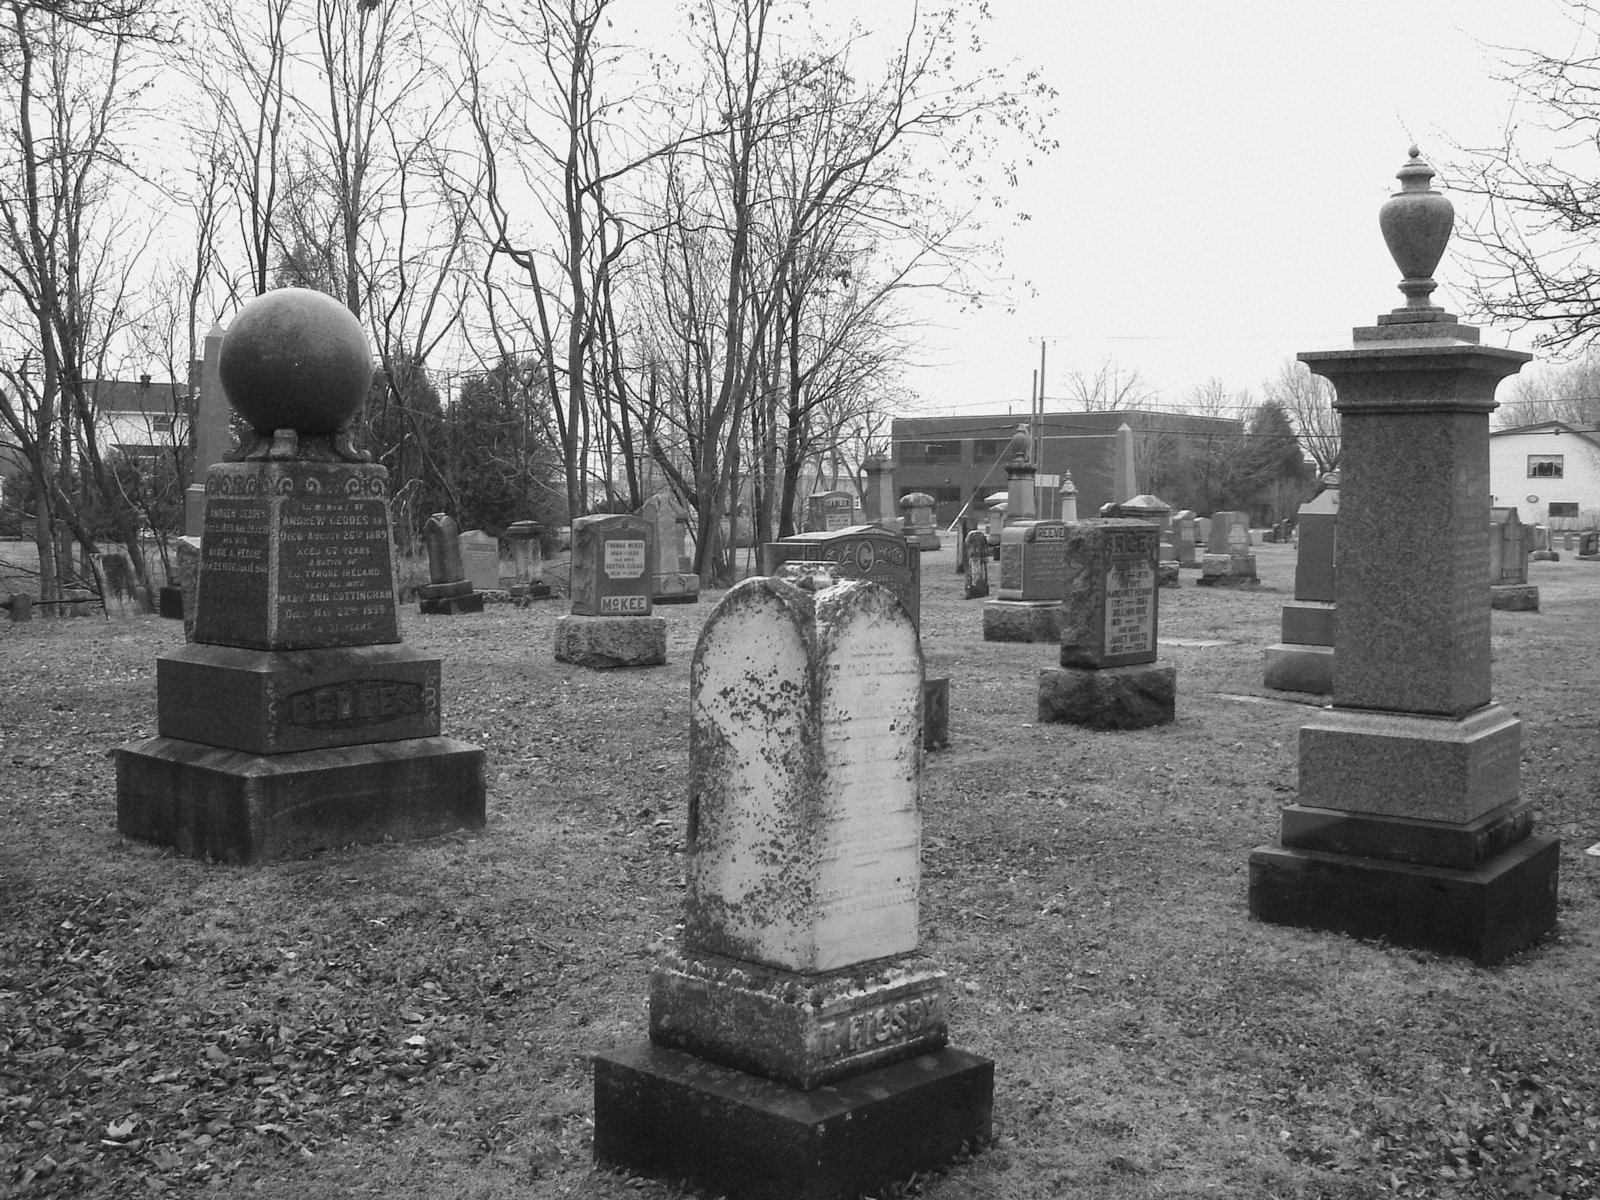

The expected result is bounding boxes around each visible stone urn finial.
[1378,145,1454,315]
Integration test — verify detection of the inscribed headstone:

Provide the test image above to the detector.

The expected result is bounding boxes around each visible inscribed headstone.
[1058,519,1160,669]
[570,514,655,616]
[762,525,920,629]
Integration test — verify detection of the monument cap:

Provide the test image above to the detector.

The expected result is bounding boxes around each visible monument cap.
[219,288,372,434]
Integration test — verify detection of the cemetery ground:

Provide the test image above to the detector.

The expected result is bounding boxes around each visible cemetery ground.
[3,544,1600,1200]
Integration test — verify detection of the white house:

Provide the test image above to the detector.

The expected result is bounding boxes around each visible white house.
[1488,421,1600,530]
[89,376,193,465]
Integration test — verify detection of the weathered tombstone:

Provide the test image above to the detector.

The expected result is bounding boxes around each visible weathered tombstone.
[1037,519,1174,728]
[1195,515,1212,548]
[984,493,1009,557]
[418,512,485,615]
[763,525,947,750]
[116,287,485,863]
[96,552,144,618]
[503,520,552,602]
[184,322,230,539]
[983,520,1066,641]
[808,489,856,533]
[175,535,202,640]
[1172,510,1199,567]
[1264,481,1339,694]
[640,494,699,605]
[593,574,992,1197]
[860,454,897,530]
[1530,523,1558,561]
[1489,506,1538,611]
[1249,147,1558,964]
[1198,510,1258,586]
[899,491,941,550]
[964,528,990,599]
[6,593,31,622]
[555,513,667,667]
[459,529,502,594]
[1116,494,1177,585]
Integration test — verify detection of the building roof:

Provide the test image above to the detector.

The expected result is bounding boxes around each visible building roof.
[85,378,194,415]
[1490,419,1600,451]
[894,408,1242,438]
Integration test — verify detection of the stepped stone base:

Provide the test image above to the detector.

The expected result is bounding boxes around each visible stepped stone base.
[1277,799,1535,870]
[593,1043,993,1200]
[1490,584,1538,611]
[115,734,485,864]
[554,614,667,668]
[1037,663,1176,730]
[981,599,1061,642]
[1247,834,1559,965]
[650,948,947,1090]
[1263,643,1333,695]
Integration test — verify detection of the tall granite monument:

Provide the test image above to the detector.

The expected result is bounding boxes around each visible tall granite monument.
[1249,148,1559,964]
[594,572,992,1199]
[116,288,486,863]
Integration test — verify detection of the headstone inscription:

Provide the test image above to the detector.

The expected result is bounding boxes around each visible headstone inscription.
[1038,519,1176,729]
[459,529,501,594]
[418,512,485,615]
[116,287,485,863]
[556,513,667,667]
[1264,483,1339,694]
[1248,146,1558,965]
[593,574,992,1198]
[808,489,856,533]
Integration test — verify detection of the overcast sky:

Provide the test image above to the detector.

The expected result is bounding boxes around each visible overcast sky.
[791,0,1589,419]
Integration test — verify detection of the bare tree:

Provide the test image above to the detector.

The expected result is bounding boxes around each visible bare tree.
[1263,357,1340,476]
[1495,351,1600,429]
[1059,357,1157,412]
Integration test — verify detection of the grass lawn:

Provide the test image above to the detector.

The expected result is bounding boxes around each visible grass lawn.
[3,539,1598,1199]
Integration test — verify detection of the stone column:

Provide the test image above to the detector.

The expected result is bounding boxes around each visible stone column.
[1004,461,1036,523]
[1248,147,1558,965]
[184,323,230,538]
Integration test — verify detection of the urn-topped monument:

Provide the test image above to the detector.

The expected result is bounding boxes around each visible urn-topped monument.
[1247,150,1558,964]
[116,288,486,863]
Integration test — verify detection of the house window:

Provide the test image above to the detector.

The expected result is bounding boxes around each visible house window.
[1548,502,1579,519]
[973,439,1006,462]
[151,415,174,433]
[1528,454,1564,478]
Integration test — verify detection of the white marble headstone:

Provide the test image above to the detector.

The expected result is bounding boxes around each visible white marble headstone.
[686,575,922,973]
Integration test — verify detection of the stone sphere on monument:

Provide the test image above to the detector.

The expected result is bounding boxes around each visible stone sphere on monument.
[219,287,372,434]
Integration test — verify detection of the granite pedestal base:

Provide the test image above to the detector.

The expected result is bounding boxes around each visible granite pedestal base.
[1490,584,1538,612]
[593,1043,993,1200]
[981,599,1061,642]
[116,734,485,864]
[1037,663,1176,729]
[1247,834,1559,965]
[554,614,667,668]
[652,572,701,604]
[1262,643,1333,695]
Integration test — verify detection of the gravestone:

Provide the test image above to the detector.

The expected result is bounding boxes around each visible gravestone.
[116,287,485,863]
[1172,510,1199,567]
[860,454,897,530]
[175,536,202,640]
[503,520,552,602]
[418,512,485,615]
[593,574,992,1198]
[964,528,990,599]
[808,489,857,533]
[640,493,699,604]
[763,526,946,751]
[1038,519,1175,729]
[1249,146,1558,965]
[184,322,230,539]
[983,520,1066,641]
[459,529,502,594]
[1489,506,1538,611]
[96,552,145,618]
[1198,510,1258,586]
[899,492,941,550]
[985,494,1008,556]
[1112,423,1137,505]
[556,513,667,667]
[1264,483,1339,693]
